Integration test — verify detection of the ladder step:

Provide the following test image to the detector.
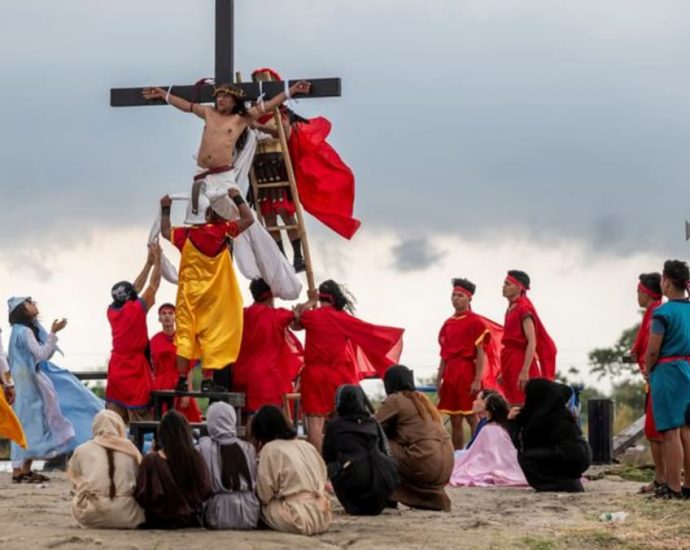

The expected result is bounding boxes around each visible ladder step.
[265,224,300,231]
[256,181,290,189]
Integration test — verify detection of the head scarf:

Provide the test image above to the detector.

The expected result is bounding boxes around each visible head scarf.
[383,365,415,395]
[517,379,577,447]
[110,281,137,308]
[7,296,29,316]
[92,410,142,464]
[335,384,370,419]
[207,401,238,445]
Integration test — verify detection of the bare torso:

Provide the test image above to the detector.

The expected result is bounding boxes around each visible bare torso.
[197,109,249,169]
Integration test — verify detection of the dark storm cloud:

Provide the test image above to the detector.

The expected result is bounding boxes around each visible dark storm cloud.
[2,1,690,258]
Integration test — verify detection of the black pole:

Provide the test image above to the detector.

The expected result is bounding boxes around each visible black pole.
[215,0,234,84]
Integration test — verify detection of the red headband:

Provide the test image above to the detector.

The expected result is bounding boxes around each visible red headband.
[638,282,661,301]
[453,286,473,298]
[505,275,527,292]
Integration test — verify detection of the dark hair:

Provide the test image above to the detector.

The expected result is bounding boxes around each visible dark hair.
[157,411,204,493]
[452,278,476,295]
[250,406,297,446]
[662,260,690,292]
[484,393,509,428]
[507,270,531,290]
[318,279,356,314]
[220,444,253,492]
[249,278,272,302]
[106,448,116,499]
[8,301,39,340]
[158,303,175,314]
[638,273,661,296]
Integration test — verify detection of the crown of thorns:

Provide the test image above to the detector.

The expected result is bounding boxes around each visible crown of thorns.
[212,84,245,98]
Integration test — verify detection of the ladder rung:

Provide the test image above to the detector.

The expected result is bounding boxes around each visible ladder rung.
[265,224,300,231]
[256,181,290,189]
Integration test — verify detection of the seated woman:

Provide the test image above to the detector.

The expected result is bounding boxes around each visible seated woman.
[449,390,527,487]
[251,405,332,535]
[134,410,211,528]
[375,365,454,511]
[322,385,398,516]
[509,379,591,492]
[197,401,260,529]
[67,410,145,528]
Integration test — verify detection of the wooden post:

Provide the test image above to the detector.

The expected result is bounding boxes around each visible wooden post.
[588,399,614,464]
[273,108,316,296]
[215,0,234,84]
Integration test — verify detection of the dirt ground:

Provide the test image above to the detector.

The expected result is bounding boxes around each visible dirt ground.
[1,466,689,549]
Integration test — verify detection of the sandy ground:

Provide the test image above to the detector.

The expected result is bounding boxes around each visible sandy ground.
[2,467,688,550]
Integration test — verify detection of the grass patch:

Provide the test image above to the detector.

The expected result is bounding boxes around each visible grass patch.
[601,464,654,483]
[520,537,557,550]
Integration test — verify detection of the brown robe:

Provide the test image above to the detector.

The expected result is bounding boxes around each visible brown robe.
[134,452,212,528]
[375,392,454,511]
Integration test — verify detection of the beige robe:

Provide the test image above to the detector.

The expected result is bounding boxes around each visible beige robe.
[67,441,145,529]
[256,439,332,535]
[376,392,454,511]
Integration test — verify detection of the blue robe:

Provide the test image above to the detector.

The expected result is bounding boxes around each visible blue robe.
[8,323,103,462]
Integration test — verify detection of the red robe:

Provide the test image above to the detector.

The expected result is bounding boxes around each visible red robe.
[500,296,557,405]
[631,301,662,441]
[232,304,304,413]
[437,312,492,414]
[106,299,154,409]
[149,331,202,423]
[289,117,361,239]
[299,307,403,415]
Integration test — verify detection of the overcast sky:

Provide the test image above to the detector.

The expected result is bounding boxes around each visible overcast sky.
[1,1,689,387]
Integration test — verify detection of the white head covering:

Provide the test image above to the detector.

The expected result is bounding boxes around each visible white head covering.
[7,296,29,315]
[206,401,238,445]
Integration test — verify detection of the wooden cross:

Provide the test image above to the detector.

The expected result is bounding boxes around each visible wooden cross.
[110,0,341,107]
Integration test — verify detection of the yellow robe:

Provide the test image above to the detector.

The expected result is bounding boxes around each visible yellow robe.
[0,389,26,448]
[173,226,243,369]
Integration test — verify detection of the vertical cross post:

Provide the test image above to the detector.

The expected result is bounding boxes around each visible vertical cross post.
[215,0,234,84]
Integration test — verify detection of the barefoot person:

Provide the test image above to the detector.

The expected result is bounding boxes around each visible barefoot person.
[436,278,492,450]
[645,260,690,499]
[106,244,162,423]
[159,190,253,393]
[499,270,557,405]
[630,273,665,493]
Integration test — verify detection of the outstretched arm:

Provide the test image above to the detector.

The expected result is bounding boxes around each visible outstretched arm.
[133,246,155,294]
[142,87,209,120]
[160,195,172,241]
[228,188,255,233]
[141,243,162,312]
[246,81,311,120]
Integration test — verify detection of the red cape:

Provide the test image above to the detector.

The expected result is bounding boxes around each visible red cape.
[476,315,504,391]
[518,296,557,380]
[289,117,361,239]
[631,301,661,374]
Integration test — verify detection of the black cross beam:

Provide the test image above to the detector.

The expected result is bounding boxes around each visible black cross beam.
[110,0,341,107]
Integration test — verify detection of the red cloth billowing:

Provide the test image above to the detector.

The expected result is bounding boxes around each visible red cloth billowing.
[232,304,303,413]
[500,296,556,405]
[149,331,202,423]
[299,307,404,415]
[437,312,492,414]
[289,117,361,239]
[106,299,154,409]
[631,301,662,441]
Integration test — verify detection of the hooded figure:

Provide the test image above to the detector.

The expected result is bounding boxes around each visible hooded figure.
[322,385,398,516]
[67,410,145,528]
[375,365,454,512]
[197,402,260,529]
[509,379,591,492]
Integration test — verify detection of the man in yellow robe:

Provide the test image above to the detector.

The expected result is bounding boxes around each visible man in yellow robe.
[160,188,254,392]
[0,328,26,448]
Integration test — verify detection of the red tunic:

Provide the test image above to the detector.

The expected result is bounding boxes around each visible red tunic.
[149,331,202,423]
[106,299,154,409]
[437,312,491,414]
[500,298,554,405]
[300,307,404,415]
[631,301,662,441]
[232,304,303,413]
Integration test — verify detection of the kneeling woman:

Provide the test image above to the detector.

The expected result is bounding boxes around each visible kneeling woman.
[135,411,211,528]
[375,365,454,511]
[67,410,145,528]
[322,385,398,515]
[252,406,332,535]
[509,379,591,492]
[449,390,527,487]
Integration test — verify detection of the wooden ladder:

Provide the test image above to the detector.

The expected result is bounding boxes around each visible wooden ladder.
[248,107,316,296]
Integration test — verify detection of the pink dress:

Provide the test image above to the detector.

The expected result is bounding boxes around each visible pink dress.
[449,423,528,487]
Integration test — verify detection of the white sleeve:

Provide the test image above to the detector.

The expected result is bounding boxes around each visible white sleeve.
[24,329,58,363]
[0,332,8,375]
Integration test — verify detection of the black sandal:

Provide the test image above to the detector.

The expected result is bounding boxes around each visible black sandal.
[23,471,49,483]
[639,479,662,494]
[653,484,683,500]
[12,473,28,484]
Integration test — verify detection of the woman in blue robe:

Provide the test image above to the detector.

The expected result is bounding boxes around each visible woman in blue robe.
[7,296,103,483]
